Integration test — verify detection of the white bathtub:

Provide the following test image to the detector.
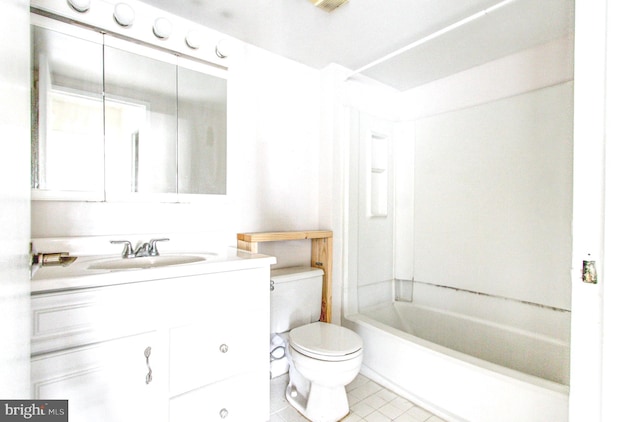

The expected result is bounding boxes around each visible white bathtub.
[344,301,570,422]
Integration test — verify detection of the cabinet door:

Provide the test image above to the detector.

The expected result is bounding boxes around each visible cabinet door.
[32,331,167,422]
[30,18,105,199]
[177,59,227,196]
[103,37,178,200]
[169,372,268,421]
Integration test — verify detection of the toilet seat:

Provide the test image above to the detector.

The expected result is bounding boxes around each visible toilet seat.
[289,322,363,362]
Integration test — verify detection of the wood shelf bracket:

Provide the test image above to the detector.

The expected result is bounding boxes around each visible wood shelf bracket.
[236,230,333,323]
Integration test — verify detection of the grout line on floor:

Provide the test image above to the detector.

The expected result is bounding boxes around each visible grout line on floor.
[269,373,447,422]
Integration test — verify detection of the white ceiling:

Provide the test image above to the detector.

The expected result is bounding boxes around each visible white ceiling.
[141,0,574,91]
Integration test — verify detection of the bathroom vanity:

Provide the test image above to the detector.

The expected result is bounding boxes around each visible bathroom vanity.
[30,246,275,422]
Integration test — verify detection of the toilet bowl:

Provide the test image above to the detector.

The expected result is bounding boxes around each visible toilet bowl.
[285,322,363,422]
[269,267,365,421]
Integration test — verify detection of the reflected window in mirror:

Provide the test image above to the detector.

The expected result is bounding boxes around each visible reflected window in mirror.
[31,24,104,197]
[104,42,177,197]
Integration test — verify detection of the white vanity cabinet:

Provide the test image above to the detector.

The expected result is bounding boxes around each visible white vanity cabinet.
[31,331,166,422]
[31,264,271,422]
[167,269,270,421]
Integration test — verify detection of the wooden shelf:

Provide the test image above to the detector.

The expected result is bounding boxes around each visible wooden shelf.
[237,231,333,323]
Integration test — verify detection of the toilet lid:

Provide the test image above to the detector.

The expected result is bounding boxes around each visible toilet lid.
[289,322,363,360]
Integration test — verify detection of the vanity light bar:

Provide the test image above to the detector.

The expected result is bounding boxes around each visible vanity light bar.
[113,2,135,27]
[67,0,90,13]
[32,0,238,67]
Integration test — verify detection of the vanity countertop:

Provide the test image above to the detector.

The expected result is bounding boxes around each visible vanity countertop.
[31,247,276,293]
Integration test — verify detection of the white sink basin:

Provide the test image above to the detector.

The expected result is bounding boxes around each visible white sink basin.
[88,255,206,270]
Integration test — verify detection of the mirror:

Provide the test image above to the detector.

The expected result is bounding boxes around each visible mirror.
[31,16,228,201]
[31,23,104,197]
[104,41,178,198]
[178,63,227,195]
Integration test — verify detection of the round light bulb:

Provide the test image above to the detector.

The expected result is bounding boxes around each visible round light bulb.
[67,0,91,13]
[185,30,202,50]
[152,17,172,39]
[113,3,135,27]
[215,38,232,59]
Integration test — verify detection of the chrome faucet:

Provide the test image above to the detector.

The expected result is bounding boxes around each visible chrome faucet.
[134,242,152,257]
[111,240,134,258]
[111,238,169,258]
[148,238,169,256]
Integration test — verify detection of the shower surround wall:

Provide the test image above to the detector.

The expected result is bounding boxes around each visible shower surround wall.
[412,81,574,311]
[350,35,574,317]
[351,113,396,310]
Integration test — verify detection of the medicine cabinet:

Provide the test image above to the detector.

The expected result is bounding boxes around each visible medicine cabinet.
[31,15,227,201]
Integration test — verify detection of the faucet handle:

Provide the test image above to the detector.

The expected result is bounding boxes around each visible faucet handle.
[111,240,134,258]
[149,238,169,256]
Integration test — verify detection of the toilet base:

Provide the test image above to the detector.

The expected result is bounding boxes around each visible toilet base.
[283,322,363,422]
[285,379,349,422]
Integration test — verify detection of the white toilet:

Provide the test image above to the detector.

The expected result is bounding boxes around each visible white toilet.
[270,267,363,422]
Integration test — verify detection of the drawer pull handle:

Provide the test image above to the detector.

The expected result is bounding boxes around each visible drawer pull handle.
[219,408,229,418]
[144,346,153,384]
[219,344,229,353]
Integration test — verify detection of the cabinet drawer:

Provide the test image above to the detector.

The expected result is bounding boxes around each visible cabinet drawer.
[169,320,266,395]
[169,372,268,422]
[167,268,268,323]
[32,283,158,354]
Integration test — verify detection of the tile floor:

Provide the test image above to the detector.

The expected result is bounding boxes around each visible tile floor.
[270,373,447,422]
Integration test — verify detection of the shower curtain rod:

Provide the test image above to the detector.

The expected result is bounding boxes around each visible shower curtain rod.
[345,0,518,81]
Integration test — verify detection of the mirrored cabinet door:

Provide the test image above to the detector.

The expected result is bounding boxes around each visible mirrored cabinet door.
[31,14,228,202]
[177,61,227,195]
[31,20,105,199]
[104,38,178,199]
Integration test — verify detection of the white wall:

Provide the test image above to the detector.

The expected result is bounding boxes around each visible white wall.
[31,42,325,267]
[412,82,573,310]
[399,36,574,120]
[405,37,574,311]
[0,0,31,398]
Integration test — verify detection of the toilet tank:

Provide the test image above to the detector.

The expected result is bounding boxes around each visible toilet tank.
[270,266,324,334]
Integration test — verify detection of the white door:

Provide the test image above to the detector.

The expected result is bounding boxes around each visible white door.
[0,0,31,398]
[569,1,606,421]
[600,1,640,420]
[571,1,640,421]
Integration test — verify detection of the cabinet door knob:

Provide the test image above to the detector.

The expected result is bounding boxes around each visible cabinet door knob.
[144,346,153,384]
[219,344,229,353]
[219,408,229,418]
